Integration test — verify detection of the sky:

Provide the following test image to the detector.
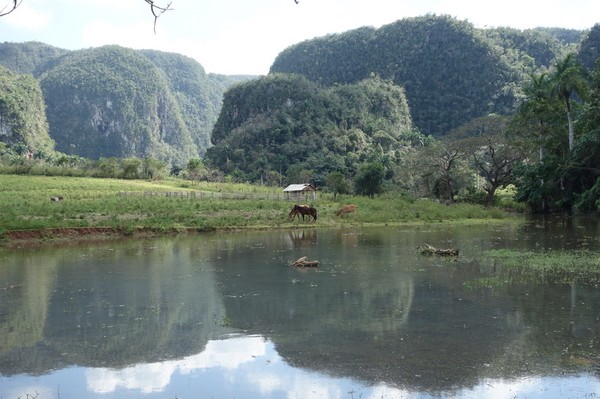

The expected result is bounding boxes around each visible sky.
[1,0,599,76]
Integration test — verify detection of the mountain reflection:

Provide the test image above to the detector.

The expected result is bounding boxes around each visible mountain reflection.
[4,334,599,399]
[1,225,600,398]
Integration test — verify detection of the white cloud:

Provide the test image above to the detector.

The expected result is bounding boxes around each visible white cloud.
[2,3,51,30]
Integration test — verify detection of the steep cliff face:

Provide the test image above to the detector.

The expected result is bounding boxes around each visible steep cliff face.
[39,45,197,167]
[141,50,218,156]
[0,65,54,155]
[0,42,251,164]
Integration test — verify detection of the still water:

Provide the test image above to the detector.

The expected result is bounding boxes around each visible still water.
[1,218,599,398]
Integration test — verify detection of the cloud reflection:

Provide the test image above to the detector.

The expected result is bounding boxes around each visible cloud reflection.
[83,335,600,398]
[86,335,268,394]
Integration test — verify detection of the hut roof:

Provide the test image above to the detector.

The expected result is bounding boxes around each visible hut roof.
[283,183,317,192]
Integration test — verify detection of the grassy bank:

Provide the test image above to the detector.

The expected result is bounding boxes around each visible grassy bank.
[0,174,511,241]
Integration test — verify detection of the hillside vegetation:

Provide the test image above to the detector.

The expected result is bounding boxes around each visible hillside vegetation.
[0,65,54,155]
[0,42,249,167]
[206,74,415,185]
[40,46,198,165]
[270,15,582,137]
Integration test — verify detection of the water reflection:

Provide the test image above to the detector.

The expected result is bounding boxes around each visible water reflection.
[3,334,598,399]
[1,223,599,398]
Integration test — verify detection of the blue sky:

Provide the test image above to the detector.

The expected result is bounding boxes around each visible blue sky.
[1,0,599,75]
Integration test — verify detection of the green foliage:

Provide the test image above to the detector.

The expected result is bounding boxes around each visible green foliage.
[205,73,414,186]
[121,157,142,179]
[578,24,600,71]
[0,41,68,76]
[448,115,524,206]
[354,162,385,198]
[325,171,351,198]
[39,45,198,168]
[0,65,55,155]
[485,249,600,286]
[0,43,249,169]
[511,54,599,213]
[270,15,572,137]
[140,50,230,155]
[142,157,167,180]
[98,157,120,178]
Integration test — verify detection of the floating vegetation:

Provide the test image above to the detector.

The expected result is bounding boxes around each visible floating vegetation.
[470,249,600,287]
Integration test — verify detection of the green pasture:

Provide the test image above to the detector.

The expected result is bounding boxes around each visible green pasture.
[0,174,510,236]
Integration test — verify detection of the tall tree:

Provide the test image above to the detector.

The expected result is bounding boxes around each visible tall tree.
[512,72,565,212]
[453,115,523,207]
[550,53,588,150]
[354,162,385,198]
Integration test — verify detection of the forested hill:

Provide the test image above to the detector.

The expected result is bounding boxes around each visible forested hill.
[0,41,69,77]
[270,15,584,137]
[0,65,54,155]
[0,42,250,167]
[205,74,416,185]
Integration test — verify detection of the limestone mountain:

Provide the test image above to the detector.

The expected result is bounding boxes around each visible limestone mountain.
[39,45,197,166]
[270,15,580,137]
[205,73,415,184]
[0,41,68,77]
[0,42,250,167]
[0,65,54,156]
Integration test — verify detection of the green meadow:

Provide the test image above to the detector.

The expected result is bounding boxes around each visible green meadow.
[0,174,509,238]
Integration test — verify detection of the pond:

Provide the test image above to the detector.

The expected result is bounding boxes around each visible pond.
[1,217,599,398]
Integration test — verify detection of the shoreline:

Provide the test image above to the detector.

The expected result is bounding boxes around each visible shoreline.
[0,218,518,248]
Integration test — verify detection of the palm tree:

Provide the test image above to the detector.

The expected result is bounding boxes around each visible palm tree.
[520,72,553,162]
[515,72,557,212]
[550,53,588,151]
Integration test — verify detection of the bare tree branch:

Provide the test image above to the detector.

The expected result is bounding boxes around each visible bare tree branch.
[144,0,173,34]
[0,0,22,17]
[2,0,297,28]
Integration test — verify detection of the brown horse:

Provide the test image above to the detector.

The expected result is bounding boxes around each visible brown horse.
[288,204,317,221]
[335,204,357,217]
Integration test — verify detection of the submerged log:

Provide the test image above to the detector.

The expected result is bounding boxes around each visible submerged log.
[418,244,459,257]
[291,256,319,268]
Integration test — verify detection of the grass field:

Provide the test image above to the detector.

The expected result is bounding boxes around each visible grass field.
[0,174,511,240]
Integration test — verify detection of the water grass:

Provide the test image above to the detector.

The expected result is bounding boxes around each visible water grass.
[467,249,600,288]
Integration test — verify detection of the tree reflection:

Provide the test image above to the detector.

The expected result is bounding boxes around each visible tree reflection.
[0,225,599,395]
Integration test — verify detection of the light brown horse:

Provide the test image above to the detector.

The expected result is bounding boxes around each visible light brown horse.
[288,204,317,221]
[335,204,357,217]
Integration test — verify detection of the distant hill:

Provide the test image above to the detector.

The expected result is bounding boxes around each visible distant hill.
[0,41,69,77]
[0,65,54,156]
[578,24,600,70]
[205,73,416,184]
[270,15,582,137]
[38,45,200,165]
[0,42,252,167]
